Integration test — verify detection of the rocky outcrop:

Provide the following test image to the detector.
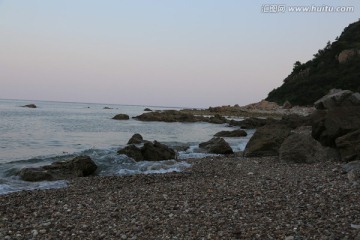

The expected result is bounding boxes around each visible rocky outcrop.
[214,129,247,137]
[127,133,144,145]
[134,110,227,124]
[208,114,227,124]
[314,89,360,110]
[103,107,113,109]
[112,114,130,120]
[19,156,97,182]
[279,127,339,163]
[337,49,359,63]
[311,106,360,147]
[243,100,279,111]
[244,124,291,157]
[199,138,233,154]
[335,129,360,162]
[283,101,292,109]
[118,141,176,161]
[22,104,37,108]
[144,108,152,111]
[229,117,276,129]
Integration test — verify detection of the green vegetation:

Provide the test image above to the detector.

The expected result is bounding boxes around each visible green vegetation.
[266,20,360,106]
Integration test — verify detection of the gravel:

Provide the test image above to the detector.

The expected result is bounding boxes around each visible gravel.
[1,156,359,239]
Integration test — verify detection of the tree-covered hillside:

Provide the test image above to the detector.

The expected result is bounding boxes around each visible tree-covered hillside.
[266,20,360,106]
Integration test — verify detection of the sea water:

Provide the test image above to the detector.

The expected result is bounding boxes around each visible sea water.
[0,99,254,194]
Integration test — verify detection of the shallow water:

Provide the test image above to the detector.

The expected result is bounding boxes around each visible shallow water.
[0,99,253,194]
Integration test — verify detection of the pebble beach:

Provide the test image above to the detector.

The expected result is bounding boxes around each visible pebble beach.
[1,156,359,239]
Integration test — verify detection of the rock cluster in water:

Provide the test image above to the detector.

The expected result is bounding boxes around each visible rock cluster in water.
[19,156,97,182]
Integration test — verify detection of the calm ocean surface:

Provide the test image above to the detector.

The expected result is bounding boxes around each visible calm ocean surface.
[0,99,253,194]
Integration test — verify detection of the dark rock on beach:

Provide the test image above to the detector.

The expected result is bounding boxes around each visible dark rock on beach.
[336,129,360,162]
[21,104,37,108]
[311,106,360,147]
[127,133,144,145]
[144,108,152,111]
[314,89,360,110]
[118,141,176,161]
[19,156,97,182]
[112,113,130,120]
[199,137,233,154]
[279,127,340,163]
[214,129,247,137]
[103,107,113,109]
[244,124,291,157]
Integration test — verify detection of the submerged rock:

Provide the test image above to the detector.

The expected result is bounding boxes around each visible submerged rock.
[21,104,37,108]
[199,137,233,154]
[214,129,247,137]
[19,156,97,182]
[112,114,130,120]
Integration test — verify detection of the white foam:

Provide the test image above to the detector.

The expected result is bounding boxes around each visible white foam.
[116,160,191,176]
[0,180,68,195]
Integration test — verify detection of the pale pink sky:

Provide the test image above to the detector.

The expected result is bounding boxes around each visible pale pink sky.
[0,1,359,107]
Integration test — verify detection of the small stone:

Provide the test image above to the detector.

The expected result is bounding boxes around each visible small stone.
[121,234,127,239]
[351,224,360,229]
[39,229,47,234]
[285,236,294,240]
[31,230,38,236]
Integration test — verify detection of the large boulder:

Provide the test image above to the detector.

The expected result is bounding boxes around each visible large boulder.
[118,144,143,161]
[244,124,291,157]
[311,106,360,147]
[335,129,360,162]
[279,127,339,164]
[314,89,360,110]
[112,114,130,120]
[141,141,176,161]
[199,137,233,154]
[127,133,144,145]
[214,129,247,137]
[19,156,97,182]
[118,141,176,161]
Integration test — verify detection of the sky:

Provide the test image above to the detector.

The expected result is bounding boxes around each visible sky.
[0,1,359,108]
